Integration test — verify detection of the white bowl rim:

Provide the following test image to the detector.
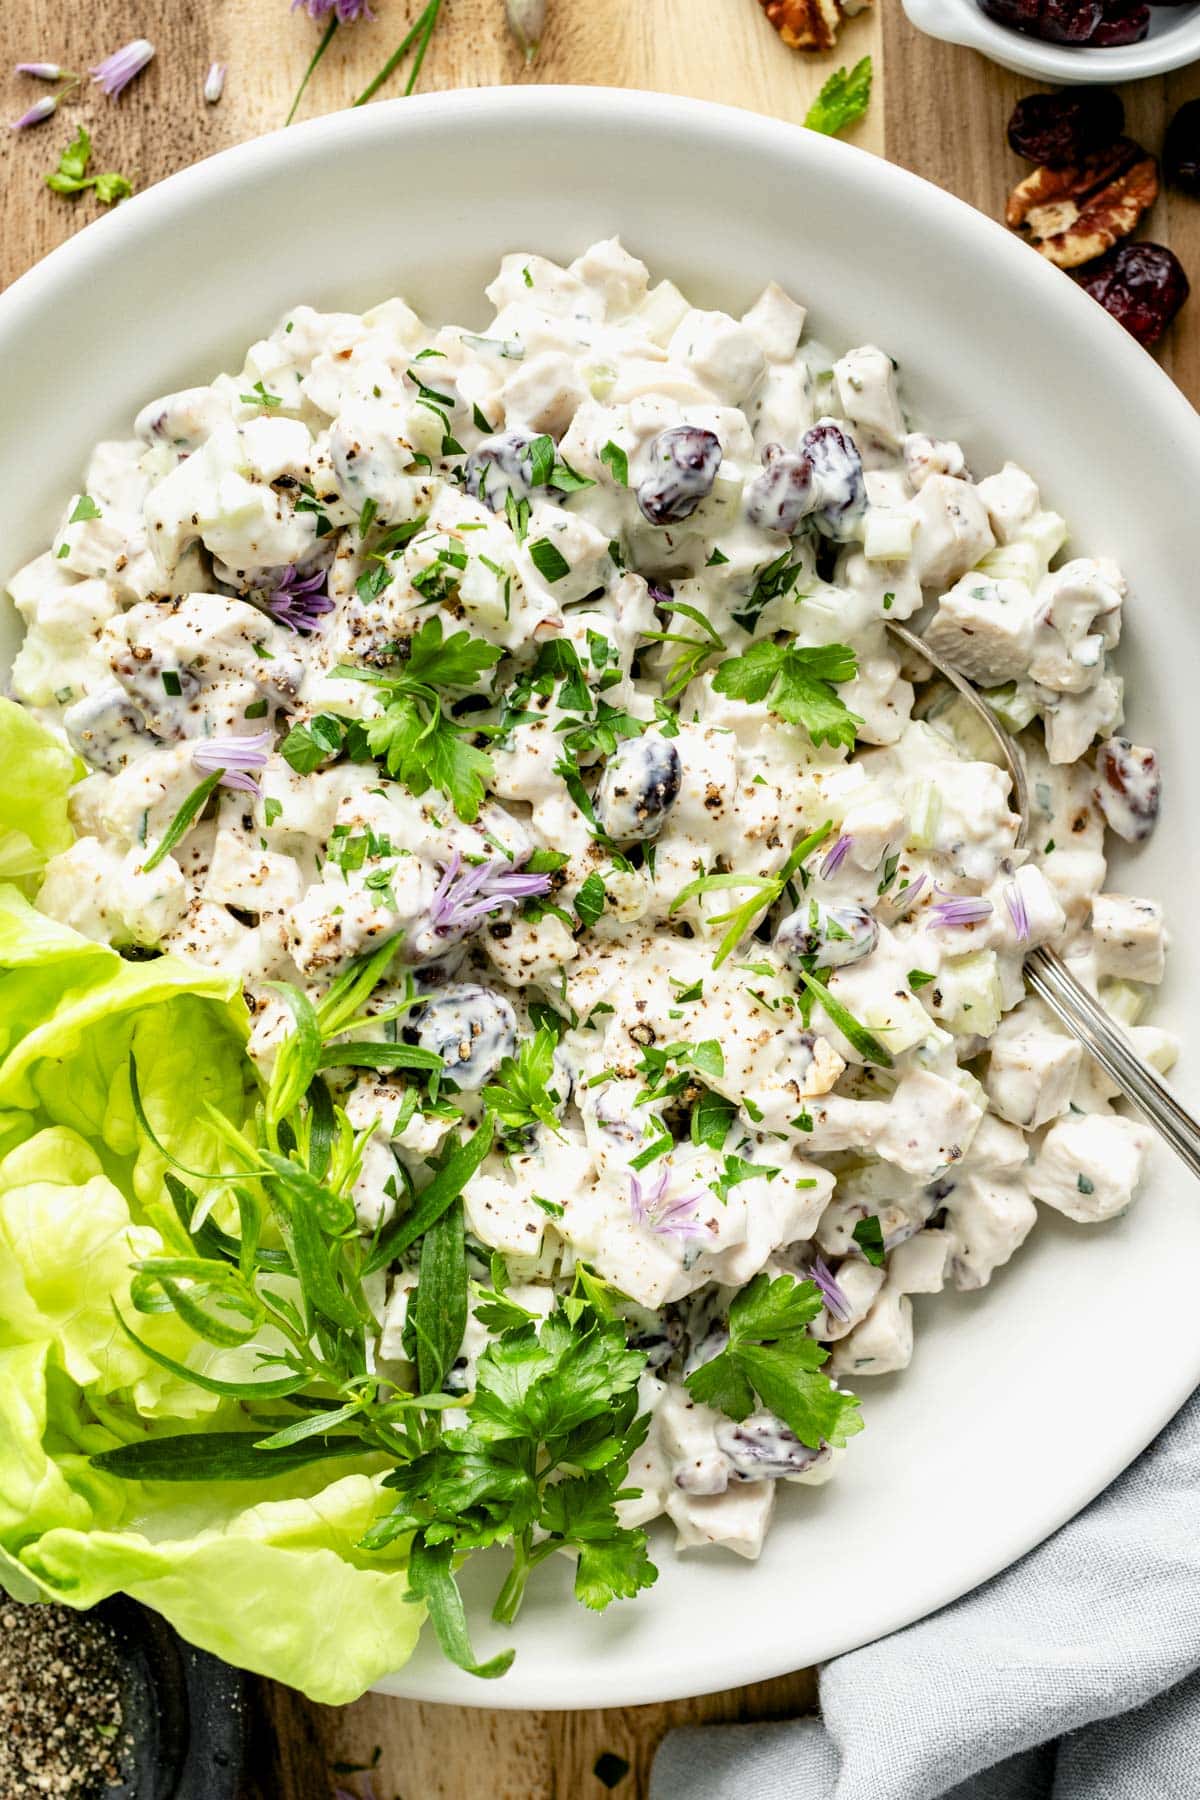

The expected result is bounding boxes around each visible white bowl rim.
[1,80,1196,421]
[903,0,1200,82]
[4,85,1200,1709]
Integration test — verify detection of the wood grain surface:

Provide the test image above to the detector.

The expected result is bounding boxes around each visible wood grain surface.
[1,3,1196,1796]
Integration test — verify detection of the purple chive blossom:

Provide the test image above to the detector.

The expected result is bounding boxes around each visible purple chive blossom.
[204,61,227,103]
[887,872,927,918]
[10,94,56,128]
[820,832,854,879]
[928,884,994,930]
[628,1168,711,1243]
[428,850,552,937]
[90,38,155,99]
[807,1255,851,1324]
[1005,881,1031,943]
[192,731,271,795]
[266,565,334,633]
[15,62,65,80]
[291,0,376,19]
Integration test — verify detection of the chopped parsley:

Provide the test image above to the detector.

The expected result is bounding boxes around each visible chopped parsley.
[528,537,571,583]
[600,441,629,486]
[852,1215,886,1266]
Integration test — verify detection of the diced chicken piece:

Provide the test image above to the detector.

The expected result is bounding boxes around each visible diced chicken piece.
[1000,862,1066,952]
[666,1480,776,1560]
[568,237,649,316]
[985,1014,1081,1130]
[924,575,1040,685]
[1028,1113,1152,1222]
[38,836,188,947]
[103,593,303,738]
[943,1174,1037,1289]
[888,1229,951,1295]
[351,1136,402,1233]
[833,345,905,449]
[907,476,995,588]
[1029,559,1124,695]
[830,1285,913,1377]
[135,384,235,450]
[740,281,806,361]
[903,432,967,491]
[975,463,1041,543]
[840,793,908,872]
[1042,845,1109,933]
[502,351,590,438]
[1041,675,1124,766]
[516,501,613,608]
[873,1071,984,1180]
[667,310,766,407]
[816,1257,885,1341]
[1090,894,1165,985]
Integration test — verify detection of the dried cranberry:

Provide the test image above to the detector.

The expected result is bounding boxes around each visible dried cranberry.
[636,427,723,526]
[1077,243,1190,348]
[1090,0,1150,45]
[1165,99,1200,197]
[1093,739,1161,842]
[802,423,866,541]
[745,443,816,535]
[1007,89,1125,169]
[979,0,1102,44]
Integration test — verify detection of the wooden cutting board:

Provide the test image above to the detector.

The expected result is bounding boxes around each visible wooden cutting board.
[1,3,1197,1795]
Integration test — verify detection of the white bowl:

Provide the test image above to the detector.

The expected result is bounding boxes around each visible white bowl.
[903,0,1200,82]
[3,88,1200,1710]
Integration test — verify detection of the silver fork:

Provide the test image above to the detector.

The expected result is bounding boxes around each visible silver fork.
[887,619,1200,1180]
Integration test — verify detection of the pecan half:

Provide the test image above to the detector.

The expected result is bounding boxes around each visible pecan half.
[1005,138,1159,270]
[757,0,873,53]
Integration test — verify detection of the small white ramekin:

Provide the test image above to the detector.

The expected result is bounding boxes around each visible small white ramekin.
[903,0,1200,83]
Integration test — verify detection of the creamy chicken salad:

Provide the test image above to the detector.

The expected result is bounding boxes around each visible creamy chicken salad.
[0,239,1169,1673]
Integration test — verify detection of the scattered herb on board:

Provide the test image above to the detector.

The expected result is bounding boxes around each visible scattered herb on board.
[804,56,873,137]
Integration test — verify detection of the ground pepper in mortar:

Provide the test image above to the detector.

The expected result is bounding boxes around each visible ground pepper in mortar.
[0,1604,128,1797]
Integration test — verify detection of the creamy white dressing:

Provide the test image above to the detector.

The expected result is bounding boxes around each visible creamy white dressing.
[5,238,1173,1562]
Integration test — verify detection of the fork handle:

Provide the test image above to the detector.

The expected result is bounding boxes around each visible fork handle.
[1026,946,1200,1180]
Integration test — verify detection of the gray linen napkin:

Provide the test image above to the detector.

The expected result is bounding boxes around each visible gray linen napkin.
[651,1389,1200,1800]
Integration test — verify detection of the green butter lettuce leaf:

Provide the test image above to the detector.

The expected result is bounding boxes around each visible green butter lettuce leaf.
[0,1340,422,1701]
[0,699,82,891]
[0,882,426,1701]
[0,888,252,1192]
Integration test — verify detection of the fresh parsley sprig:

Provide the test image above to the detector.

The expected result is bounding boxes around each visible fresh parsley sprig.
[686,1273,863,1450]
[313,614,502,821]
[361,1305,657,1642]
[712,639,861,749]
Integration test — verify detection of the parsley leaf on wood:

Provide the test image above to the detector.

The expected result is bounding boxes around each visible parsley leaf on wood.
[804,56,873,137]
[686,1273,863,1450]
[46,125,133,206]
[712,640,861,748]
